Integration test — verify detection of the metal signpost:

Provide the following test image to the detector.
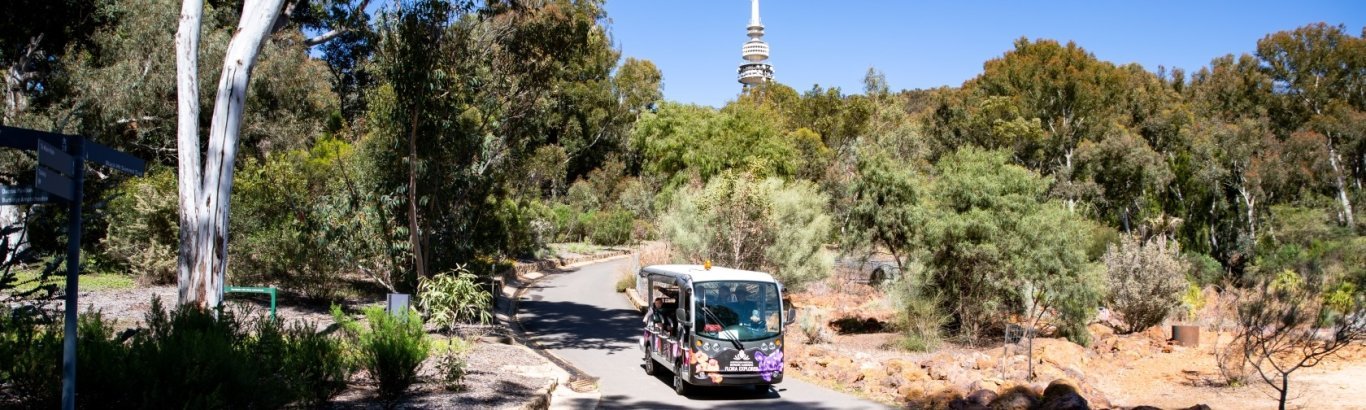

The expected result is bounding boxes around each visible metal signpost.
[1,125,144,410]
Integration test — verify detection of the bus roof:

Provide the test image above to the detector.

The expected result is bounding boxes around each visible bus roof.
[641,264,779,284]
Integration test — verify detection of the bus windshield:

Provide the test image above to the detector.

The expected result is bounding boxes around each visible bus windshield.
[694,281,782,342]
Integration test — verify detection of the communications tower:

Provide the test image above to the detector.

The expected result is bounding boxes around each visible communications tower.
[737,0,774,86]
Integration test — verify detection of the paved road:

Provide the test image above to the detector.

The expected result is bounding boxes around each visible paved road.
[517,257,889,410]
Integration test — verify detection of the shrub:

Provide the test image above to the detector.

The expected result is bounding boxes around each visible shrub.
[0,308,62,406]
[1186,251,1224,287]
[888,276,946,352]
[1104,234,1190,333]
[660,172,832,290]
[101,168,178,284]
[418,268,494,330]
[916,148,1101,343]
[615,269,637,293]
[432,337,473,391]
[797,309,832,344]
[284,321,351,406]
[335,305,430,406]
[1,298,352,409]
[588,208,635,246]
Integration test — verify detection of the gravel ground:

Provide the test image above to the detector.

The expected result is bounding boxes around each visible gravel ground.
[332,341,557,409]
[42,285,558,409]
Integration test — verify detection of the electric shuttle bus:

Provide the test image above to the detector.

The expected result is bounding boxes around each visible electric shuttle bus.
[638,264,792,395]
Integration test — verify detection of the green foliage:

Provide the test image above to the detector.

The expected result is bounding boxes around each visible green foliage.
[358,0,656,278]
[843,152,926,270]
[1104,235,1191,333]
[888,276,946,352]
[283,321,352,407]
[1186,251,1224,287]
[232,139,368,299]
[0,308,62,406]
[417,268,494,329]
[101,167,178,283]
[1180,283,1207,322]
[334,305,430,406]
[633,102,803,185]
[0,298,352,408]
[661,172,832,290]
[587,209,635,246]
[916,148,1102,343]
[431,337,473,391]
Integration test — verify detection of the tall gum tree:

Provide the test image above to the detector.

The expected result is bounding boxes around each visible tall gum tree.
[175,0,368,308]
[176,0,287,308]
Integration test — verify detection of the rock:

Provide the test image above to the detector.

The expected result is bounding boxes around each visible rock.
[902,366,931,382]
[965,389,998,406]
[897,384,925,402]
[922,387,964,410]
[857,367,884,386]
[969,379,1001,394]
[885,358,910,375]
[929,363,959,381]
[988,385,1040,410]
[974,354,997,370]
[814,356,832,367]
[1038,379,1089,410]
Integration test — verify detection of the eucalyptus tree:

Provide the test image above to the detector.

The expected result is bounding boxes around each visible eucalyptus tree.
[1257,23,1364,226]
[173,0,376,308]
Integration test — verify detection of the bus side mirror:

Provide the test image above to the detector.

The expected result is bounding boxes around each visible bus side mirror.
[784,308,797,326]
[676,308,688,323]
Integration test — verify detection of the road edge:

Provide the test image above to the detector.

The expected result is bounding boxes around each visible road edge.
[498,250,640,409]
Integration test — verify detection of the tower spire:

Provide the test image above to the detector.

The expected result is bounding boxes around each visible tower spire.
[738,0,773,86]
[750,0,761,26]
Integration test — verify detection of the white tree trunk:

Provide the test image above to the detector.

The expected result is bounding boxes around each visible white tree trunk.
[1239,186,1256,240]
[1327,145,1355,226]
[0,206,24,263]
[175,0,286,309]
[175,0,204,306]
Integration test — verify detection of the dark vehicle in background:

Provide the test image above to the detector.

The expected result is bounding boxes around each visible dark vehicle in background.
[835,255,900,285]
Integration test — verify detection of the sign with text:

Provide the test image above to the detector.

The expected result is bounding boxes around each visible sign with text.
[0,125,67,151]
[0,185,53,205]
[35,166,74,201]
[38,140,76,176]
[85,141,145,176]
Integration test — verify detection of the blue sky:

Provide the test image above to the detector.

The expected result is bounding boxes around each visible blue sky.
[601,1,1366,108]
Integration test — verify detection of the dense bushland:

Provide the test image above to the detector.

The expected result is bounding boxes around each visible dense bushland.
[0,299,351,408]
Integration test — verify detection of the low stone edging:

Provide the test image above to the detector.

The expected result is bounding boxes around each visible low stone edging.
[490,247,639,408]
[517,375,558,410]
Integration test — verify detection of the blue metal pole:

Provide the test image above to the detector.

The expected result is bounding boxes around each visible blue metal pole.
[61,137,83,410]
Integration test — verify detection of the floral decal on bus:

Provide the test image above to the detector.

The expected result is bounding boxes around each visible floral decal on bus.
[691,350,724,383]
[755,349,783,382]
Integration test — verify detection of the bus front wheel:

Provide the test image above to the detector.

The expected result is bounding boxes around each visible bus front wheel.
[672,373,690,395]
[643,353,656,376]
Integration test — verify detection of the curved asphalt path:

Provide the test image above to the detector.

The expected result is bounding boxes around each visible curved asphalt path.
[517,256,889,410]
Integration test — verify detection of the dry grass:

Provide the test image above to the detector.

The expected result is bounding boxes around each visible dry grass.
[637,243,672,266]
[614,269,636,293]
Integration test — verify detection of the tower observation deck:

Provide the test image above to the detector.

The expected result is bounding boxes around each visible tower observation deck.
[738,0,773,86]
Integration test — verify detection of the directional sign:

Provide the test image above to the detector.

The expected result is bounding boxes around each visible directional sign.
[0,125,67,151]
[38,140,76,176]
[85,141,145,176]
[0,185,53,205]
[35,166,74,201]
